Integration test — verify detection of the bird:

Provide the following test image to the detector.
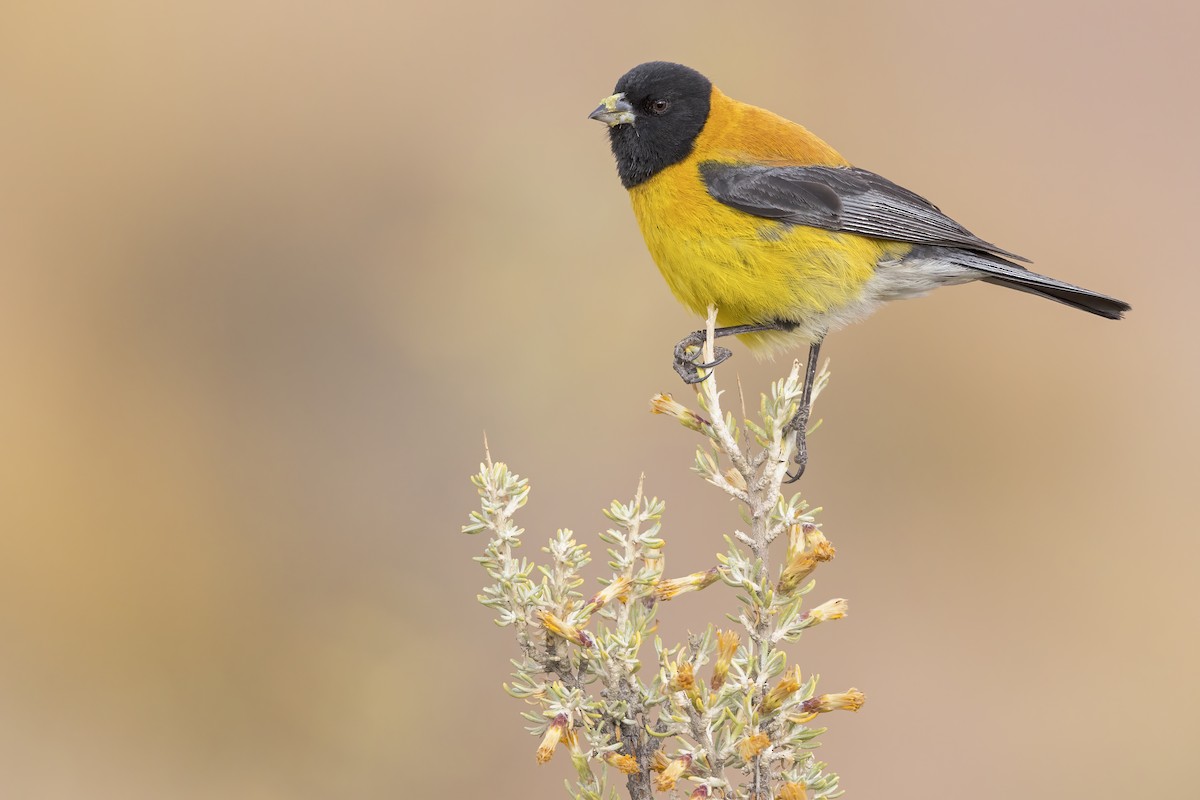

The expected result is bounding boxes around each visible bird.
[588,61,1129,480]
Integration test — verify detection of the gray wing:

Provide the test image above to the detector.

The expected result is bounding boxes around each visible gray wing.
[699,162,1029,262]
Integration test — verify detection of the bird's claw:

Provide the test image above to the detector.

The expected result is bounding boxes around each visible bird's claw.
[674,358,711,384]
[672,334,732,384]
[784,450,807,483]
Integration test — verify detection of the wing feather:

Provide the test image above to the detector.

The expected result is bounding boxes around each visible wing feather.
[700,163,1029,262]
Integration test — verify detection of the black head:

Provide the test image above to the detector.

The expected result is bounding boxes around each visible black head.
[592,62,713,189]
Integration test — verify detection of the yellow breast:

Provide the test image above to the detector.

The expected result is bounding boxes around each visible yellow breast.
[628,87,912,346]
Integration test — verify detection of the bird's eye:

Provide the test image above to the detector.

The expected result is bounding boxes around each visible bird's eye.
[648,98,671,115]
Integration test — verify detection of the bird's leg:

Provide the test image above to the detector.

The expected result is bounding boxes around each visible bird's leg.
[673,322,796,384]
[784,335,824,483]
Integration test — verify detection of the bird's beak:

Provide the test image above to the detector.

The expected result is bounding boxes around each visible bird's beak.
[588,93,635,127]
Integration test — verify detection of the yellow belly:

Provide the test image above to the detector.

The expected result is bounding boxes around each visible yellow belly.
[630,161,912,347]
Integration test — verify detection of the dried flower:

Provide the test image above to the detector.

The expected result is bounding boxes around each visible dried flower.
[583,576,631,615]
[760,665,803,713]
[776,781,809,800]
[778,526,836,594]
[722,467,748,492]
[802,598,848,624]
[535,610,594,648]
[784,523,809,562]
[805,526,835,559]
[654,754,693,792]
[690,786,711,799]
[785,523,834,559]
[737,732,771,761]
[654,567,719,601]
[778,554,819,595]
[668,659,707,713]
[650,393,710,431]
[670,660,696,692]
[536,713,569,764]
[602,751,640,774]
[798,688,866,717]
[711,629,740,690]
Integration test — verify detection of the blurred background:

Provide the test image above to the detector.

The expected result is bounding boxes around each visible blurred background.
[1,1,1197,797]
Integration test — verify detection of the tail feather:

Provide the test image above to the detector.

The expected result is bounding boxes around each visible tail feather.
[949,250,1131,320]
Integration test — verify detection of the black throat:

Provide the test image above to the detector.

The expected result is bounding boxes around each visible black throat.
[605,64,712,189]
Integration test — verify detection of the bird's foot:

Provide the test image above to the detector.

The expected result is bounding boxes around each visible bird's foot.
[673,331,732,384]
[783,407,810,483]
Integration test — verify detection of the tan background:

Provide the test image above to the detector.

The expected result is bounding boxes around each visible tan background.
[2,1,1197,797]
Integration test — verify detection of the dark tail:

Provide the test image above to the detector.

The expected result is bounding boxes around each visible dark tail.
[949,250,1130,320]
